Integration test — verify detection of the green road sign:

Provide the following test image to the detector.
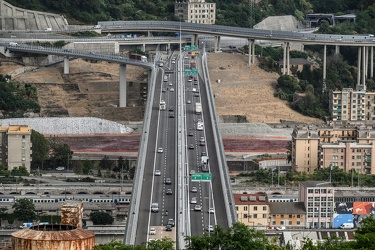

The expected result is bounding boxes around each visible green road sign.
[191,45,196,50]
[184,45,191,51]
[191,173,212,182]
[191,68,198,75]
[184,69,191,74]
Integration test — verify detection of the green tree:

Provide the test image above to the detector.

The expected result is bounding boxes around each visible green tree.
[73,162,83,175]
[10,166,29,176]
[49,139,73,168]
[185,222,270,250]
[99,155,113,170]
[82,159,92,175]
[89,211,114,225]
[12,198,36,222]
[31,130,49,169]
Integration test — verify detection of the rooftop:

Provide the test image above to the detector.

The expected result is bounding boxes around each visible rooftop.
[234,193,268,205]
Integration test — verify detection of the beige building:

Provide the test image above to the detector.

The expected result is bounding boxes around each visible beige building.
[0,125,32,172]
[269,202,306,228]
[292,125,375,174]
[175,0,216,24]
[299,181,334,229]
[291,126,320,173]
[234,193,269,228]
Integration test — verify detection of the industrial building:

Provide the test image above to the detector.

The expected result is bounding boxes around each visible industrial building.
[0,125,32,172]
[174,0,216,24]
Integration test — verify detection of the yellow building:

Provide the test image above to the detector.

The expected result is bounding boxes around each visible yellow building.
[291,126,320,173]
[175,0,216,24]
[269,202,306,229]
[292,125,375,174]
[234,193,269,229]
[0,125,32,172]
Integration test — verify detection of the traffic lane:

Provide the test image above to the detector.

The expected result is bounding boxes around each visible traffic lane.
[135,68,164,245]
[189,180,205,236]
[199,71,229,229]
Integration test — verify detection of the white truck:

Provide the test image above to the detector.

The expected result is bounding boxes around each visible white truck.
[195,102,202,114]
[339,223,354,229]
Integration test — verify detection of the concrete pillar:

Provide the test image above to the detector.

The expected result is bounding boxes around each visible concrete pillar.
[365,46,369,79]
[357,47,361,85]
[283,42,286,75]
[119,64,127,107]
[323,45,327,83]
[147,31,151,37]
[287,42,291,75]
[191,34,198,47]
[362,46,366,89]
[252,40,255,64]
[215,36,221,53]
[142,44,146,52]
[214,36,219,52]
[63,57,69,74]
[248,39,252,66]
[335,45,340,55]
[371,46,374,78]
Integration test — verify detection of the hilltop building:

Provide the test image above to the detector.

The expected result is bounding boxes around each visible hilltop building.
[174,0,216,24]
[0,125,32,172]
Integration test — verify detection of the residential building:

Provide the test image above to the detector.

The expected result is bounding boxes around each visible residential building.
[292,125,375,174]
[291,126,320,173]
[0,125,32,172]
[174,0,216,24]
[269,202,306,228]
[234,193,269,228]
[298,181,334,229]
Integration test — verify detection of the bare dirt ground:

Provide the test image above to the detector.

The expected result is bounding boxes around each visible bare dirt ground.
[207,53,322,124]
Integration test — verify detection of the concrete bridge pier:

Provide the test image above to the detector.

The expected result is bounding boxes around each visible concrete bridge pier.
[251,40,255,64]
[335,45,340,55]
[282,42,286,74]
[362,46,366,89]
[119,64,127,107]
[357,47,361,86]
[63,56,69,74]
[191,34,198,47]
[142,44,146,52]
[286,42,290,76]
[248,38,252,66]
[323,45,326,86]
[214,36,221,53]
[371,46,374,78]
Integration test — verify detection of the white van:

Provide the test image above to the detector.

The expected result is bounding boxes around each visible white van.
[9,42,18,46]
[339,223,354,229]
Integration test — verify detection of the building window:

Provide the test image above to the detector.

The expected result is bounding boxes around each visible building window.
[315,189,320,194]
[297,215,301,218]
[263,214,267,218]
[308,189,313,193]
[297,221,301,225]
[263,206,267,211]
[254,206,257,211]
[253,214,257,218]
[244,207,248,211]
[244,214,248,218]
[289,221,292,225]
[236,206,238,211]
[289,215,292,218]
[281,215,284,218]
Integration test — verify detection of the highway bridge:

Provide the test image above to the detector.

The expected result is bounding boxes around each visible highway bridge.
[4,21,375,248]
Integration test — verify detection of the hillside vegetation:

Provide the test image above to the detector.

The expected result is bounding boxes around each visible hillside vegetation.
[6,0,375,32]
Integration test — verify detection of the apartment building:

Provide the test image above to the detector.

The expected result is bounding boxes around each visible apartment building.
[234,193,269,228]
[298,181,334,229]
[291,126,320,173]
[292,125,375,174]
[269,202,306,228]
[175,0,216,24]
[0,125,32,172]
[329,88,375,124]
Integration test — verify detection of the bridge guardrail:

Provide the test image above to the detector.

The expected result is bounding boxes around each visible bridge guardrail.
[201,52,237,227]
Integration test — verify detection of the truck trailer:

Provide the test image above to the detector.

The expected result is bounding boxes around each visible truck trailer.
[130,54,147,62]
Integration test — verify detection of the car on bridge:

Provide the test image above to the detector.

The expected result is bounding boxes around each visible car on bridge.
[154,170,161,176]
[167,218,175,227]
[166,189,173,195]
[157,148,163,153]
[165,178,172,185]
[191,187,197,193]
[194,205,202,211]
[206,225,214,232]
[191,197,197,204]
[149,228,156,235]
[166,224,172,231]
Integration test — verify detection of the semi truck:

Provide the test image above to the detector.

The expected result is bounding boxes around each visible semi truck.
[190,61,196,69]
[130,54,147,62]
[195,102,202,114]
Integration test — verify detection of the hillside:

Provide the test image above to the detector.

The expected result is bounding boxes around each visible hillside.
[0,53,321,125]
